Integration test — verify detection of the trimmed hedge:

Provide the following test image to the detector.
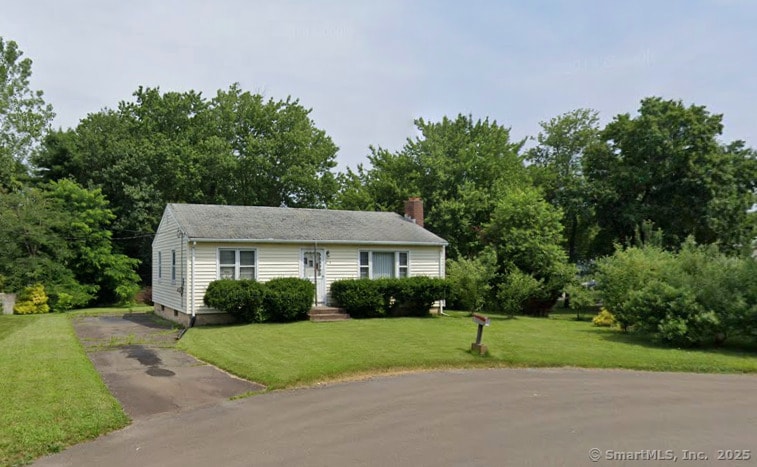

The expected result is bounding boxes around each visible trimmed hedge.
[331,277,450,318]
[329,279,383,318]
[204,279,266,323]
[204,278,314,323]
[263,278,314,322]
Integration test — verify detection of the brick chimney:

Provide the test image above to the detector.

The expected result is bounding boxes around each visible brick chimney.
[404,197,424,227]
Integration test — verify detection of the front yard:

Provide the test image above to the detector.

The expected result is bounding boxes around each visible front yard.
[179,310,757,389]
[4,307,756,464]
[0,311,131,466]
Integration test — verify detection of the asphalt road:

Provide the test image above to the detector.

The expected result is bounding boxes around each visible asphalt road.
[35,368,757,467]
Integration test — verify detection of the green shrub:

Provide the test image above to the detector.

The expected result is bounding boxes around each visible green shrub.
[496,268,543,317]
[446,248,496,312]
[594,239,757,346]
[46,281,96,312]
[48,292,75,313]
[330,279,383,318]
[592,308,616,327]
[204,279,265,323]
[263,278,314,322]
[13,284,50,314]
[331,277,449,318]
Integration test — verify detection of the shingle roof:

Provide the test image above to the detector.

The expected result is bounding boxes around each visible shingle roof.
[167,203,447,245]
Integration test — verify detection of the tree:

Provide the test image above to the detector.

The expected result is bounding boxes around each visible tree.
[584,97,756,254]
[0,181,140,307]
[0,37,54,189]
[335,115,529,258]
[527,109,601,262]
[34,84,340,278]
[45,180,140,304]
[484,187,576,315]
[0,187,95,307]
[211,85,339,208]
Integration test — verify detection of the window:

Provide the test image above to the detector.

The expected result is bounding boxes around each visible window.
[171,250,176,282]
[359,251,409,279]
[359,251,369,278]
[398,252,408,277]
[158,252,162,280]
[219,249,256,280]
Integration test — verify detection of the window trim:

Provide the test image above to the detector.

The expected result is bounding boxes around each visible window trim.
[171,249,176,283]
[158,251,162,281]
[217,248,258,280]
[358,250,410,279]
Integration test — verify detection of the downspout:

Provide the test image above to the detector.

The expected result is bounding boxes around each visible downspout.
[178,240,196,339]
[313,241,318,307]
[190,241,196,325]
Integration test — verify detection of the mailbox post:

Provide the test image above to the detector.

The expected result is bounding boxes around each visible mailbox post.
[471,313,490,355]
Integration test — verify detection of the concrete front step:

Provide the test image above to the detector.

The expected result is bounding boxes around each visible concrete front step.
[308,306,350,322]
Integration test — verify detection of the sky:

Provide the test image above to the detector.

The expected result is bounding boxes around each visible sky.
[2,0,755,170]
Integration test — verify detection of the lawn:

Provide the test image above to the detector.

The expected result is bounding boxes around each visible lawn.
[0,312,130,466]
[179,310,757,390]
[3,307,756,464]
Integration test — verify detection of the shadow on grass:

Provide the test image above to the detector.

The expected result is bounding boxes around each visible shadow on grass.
[581,327,757,355]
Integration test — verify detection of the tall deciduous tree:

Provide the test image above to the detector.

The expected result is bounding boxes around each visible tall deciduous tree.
[0,37,54,189]
[45,180,141,304]
[34,84,340,278]
[527,109,600,262]
[335,115,528,258]
[584,97,756,255]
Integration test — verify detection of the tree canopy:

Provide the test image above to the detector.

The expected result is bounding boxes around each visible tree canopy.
[4,31,757,318]
[0,37,54,189]
[34,84,340,277]
[336,114,528,259]
[584,97,756,255]
[527,109,600,262]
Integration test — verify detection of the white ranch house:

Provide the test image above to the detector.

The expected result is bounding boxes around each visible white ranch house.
[152,200,447,325]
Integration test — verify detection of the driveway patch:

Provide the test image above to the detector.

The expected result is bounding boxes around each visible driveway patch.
[73,313,264,419]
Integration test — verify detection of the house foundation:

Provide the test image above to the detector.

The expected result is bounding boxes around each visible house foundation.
[153,304,235,326]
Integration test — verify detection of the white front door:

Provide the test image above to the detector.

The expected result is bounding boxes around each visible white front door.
[302,249,326,305]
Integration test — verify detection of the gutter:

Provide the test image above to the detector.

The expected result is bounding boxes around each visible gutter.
[182,238,449,247]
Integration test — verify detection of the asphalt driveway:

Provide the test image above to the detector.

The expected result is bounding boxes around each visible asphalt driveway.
[35,368,757,467]
[72,313,264,418]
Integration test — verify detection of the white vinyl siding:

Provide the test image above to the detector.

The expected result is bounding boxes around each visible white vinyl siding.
[192,243,300,314]
[151,208,186,313]
[184,242,445,314]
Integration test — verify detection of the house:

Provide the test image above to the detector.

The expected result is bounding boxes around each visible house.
[151,198,448,325]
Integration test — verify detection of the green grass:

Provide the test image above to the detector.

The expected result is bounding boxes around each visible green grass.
[0,313,129,466]
[66,304,153,316]
[179,311,757,390]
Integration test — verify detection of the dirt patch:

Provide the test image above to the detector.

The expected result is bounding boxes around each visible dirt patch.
[74,313,264,419]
